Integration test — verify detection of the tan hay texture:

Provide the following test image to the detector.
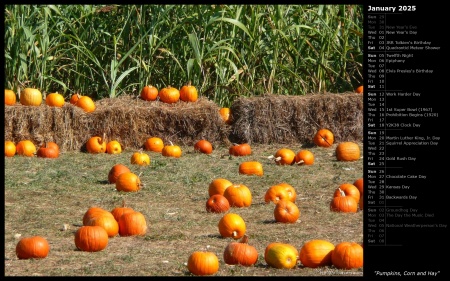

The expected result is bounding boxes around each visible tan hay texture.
[228,92,363,145]
[4,93,363,152]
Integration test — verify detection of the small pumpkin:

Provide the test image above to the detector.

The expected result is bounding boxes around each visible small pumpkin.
[219,107,231,124]
[331,242,363,269]
[333,183,360,204]
[194,139,213,154]
[299,239,335,268]
[70,93,81,104]
[218,213,246,239]
[76,95,96,112]
[20,88,42,106]
[208,178,233,197]
[16,140,36,157]
[223,184,252,208]
[353,177,364,195]
[274,199,300,223]
[206,194,230,213]
[118,211,147,236]
[37,142,59,158]
[239,161,263,176]
[45,92,65,107]
[84,212,119,237]
[158,85,180,103]
[336,142,360,161]
[110,200,135,222]
[179,81,198,102]
[229,143,252,156]
[187,251,219,276]
[264,184,289,204]
[269,148,296,165]
[74,225,108,252]
[116,172,142,192]
[277,182,297,202]
[223,235,258,266]
[313,128,334,148]
[108,164,131,184]
[106,140,122,154]
[5,89,16,105]
[86,135,106,154]
[294,150,315,165]
[140,85,159,101]
[355,85,363,94]
[264,243,298,269]
[16,236,50,259]
[144,137,164,152]
[162,141,182,158]
[130,150,150,166]
[5,141,16,157]
[82,207,113,225]
[330,189,358,213]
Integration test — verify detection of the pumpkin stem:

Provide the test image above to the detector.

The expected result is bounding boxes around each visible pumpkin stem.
[338,188,346,197]
[267,155,275,160]
[121,199,126,208]
[102,132,107,144]
[294,160,305,165]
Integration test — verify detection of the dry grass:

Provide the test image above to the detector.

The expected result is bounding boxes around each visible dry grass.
[4,142,363,277]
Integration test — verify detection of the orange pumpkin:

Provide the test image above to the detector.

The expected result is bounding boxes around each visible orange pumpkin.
[223,235,258,266]
[37,142,59,158]
[313,128,334,148]
[294,150,315,165]
[355,85,363,94]
[336,142,360,161]
[144,137,164,152]
[118,211,147,236]
[264,243,298,269]
[331,242,363,269]
[140,85,159,101]
[208,178,233,196]
[116,172,142,192]
[20,88,42,106]
[264,184,290,204]
[299,239,335,268]
[218,213,246,239]
[158,86,180,103]
[205,194,230,213]
[179,81,198,102]
[187,251,219,276]
[274,199,300,223]
[162,141,182,158]
[110,201,135,222]
[194,139,213,154]
[70,93,81,104]
[106,140,122,154]
[5,141,16,157]
[219,107,231,124]
[333,183,360,204]
[270,148,296,165]
[82,207,112,225]
[76,95,96,112]
[353,177,364,195]
[45,92,65,107]
[130,151,150,166]
[16,140,36,157]
[277,182,297,202]
[239,161,263,176]
[229,143,252,156]
[16,236,50,259]
[86,135,106,153]
[74,225,108,252]
[84,212,119,237]
[108,164,131,184]
[330,189,358,213]
[5,89,16,105]
[223,184,252,208]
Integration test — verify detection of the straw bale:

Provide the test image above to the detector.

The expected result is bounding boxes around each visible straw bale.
[228,92,363,145]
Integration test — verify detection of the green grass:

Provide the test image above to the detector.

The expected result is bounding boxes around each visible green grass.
[4,4,363,107]
[5,143,363,276]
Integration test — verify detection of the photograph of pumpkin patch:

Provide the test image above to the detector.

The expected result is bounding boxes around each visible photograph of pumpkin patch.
[4,4,364,277]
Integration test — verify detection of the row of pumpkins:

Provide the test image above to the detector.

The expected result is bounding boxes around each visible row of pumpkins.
[11,127,363,275]
[4,85,232,124]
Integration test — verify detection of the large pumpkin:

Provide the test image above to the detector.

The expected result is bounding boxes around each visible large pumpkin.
[330,189,358,213]
[45,92,65,107]
[118,211,147,236]
[313,129,334,147]
[208,178,233,197]
[20,88,42,106]
[223,184,252,208]
[158,86,180,103]
[239,161,263,176]
[264,243,298,269]
[187,251,219,276]
[353,177,364,195]
[86,135,106,153]
[223,235,258,266]
[110,201,135,222]
[74,225,108,252]
[16,140,36,157]
[179,81,198,102]
[294,150,315,165]
[116,172,142,192]
[331,242,363,269]
[274,199,300,223]
[108,164,131,184]
[5,89,16,105]
[333,183,360,204]
[144,137,164,152]
[218,213,246,239]
[299,239,335,268]
[16,236,50,259]
[264,184,290,204]
[336,142,361,161]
